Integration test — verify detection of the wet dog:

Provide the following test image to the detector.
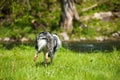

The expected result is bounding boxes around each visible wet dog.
[34,32,61,66]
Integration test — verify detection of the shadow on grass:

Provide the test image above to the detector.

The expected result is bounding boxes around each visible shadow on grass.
[35,61,52,67]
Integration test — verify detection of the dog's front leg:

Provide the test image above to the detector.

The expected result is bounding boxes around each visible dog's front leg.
[44,52,49,67]
[34,51,38,62]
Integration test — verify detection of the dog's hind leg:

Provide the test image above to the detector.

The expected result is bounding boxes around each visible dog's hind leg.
[50,46,57,63]
[44,52,49,67]
[50,50,56,63]
[50,53,54,63]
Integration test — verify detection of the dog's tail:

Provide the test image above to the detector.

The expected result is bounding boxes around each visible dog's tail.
[53,34,62,50]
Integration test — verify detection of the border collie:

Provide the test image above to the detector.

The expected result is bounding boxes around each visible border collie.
[34,32,61,66]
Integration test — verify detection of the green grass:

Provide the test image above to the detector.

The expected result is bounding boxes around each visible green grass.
[0,45,120,80]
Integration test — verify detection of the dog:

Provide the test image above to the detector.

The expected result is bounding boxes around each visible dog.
[34,32,61,66]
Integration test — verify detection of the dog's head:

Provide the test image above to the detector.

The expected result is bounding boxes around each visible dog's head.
[37,32,48,40]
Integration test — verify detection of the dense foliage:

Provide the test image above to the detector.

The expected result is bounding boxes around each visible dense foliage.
[0,0,120,40]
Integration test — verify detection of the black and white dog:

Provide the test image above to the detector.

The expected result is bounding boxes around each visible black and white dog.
[34,32,61,66]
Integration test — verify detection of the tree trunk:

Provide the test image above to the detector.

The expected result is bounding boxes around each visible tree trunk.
[59,0,81,33]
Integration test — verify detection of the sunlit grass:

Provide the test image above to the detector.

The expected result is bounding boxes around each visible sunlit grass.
[0,45,120,80]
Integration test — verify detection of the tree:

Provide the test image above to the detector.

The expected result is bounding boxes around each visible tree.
[59,0,84,33]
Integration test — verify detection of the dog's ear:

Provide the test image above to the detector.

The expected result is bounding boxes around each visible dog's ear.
[41,32,47,35]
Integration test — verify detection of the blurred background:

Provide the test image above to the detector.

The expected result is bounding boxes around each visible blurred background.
[0,0,120,41]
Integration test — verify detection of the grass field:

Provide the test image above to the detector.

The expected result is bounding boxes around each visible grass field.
[0,45,120,80]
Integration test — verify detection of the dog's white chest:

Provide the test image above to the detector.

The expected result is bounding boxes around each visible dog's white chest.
[38,39,47,50]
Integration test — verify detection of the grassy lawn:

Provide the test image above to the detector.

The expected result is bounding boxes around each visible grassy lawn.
[0,45,120,80]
